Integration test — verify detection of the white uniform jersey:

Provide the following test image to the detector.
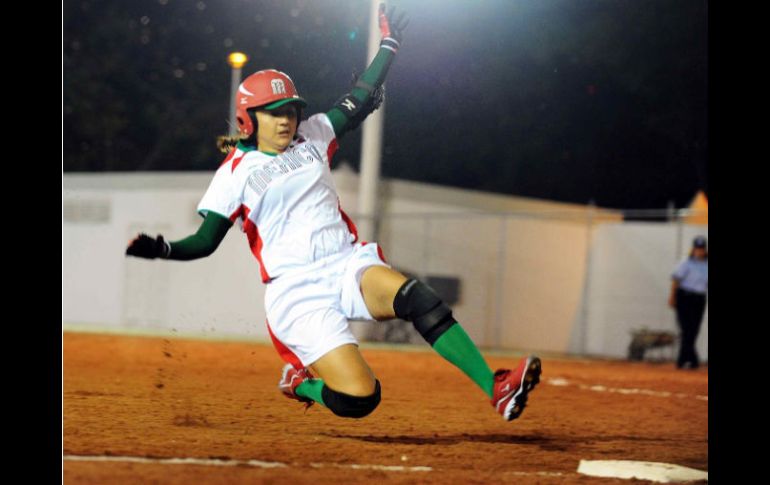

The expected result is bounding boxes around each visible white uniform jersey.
[197,113,359,283]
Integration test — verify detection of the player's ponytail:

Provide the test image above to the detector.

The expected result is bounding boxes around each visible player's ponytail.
[216,134,246,153]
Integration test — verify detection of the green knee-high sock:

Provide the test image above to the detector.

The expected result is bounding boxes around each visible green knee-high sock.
[431,324,495,398]
[295,379,326,405]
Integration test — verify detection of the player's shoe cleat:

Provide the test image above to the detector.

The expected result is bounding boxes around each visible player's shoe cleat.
[491,355,542,421]
[278,363,315,409]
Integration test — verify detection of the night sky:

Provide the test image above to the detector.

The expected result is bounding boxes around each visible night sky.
[63,0,708,209]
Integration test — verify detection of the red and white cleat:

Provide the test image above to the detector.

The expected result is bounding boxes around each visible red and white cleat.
[491,355,542,421]
[278,363,315,409]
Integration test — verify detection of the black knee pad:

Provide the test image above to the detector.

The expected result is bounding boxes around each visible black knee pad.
[322,380,381,419]
[393,279,457,346]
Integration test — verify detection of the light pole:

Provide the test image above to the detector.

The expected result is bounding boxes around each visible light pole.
[227,52,248,136]
[357,0,385,243]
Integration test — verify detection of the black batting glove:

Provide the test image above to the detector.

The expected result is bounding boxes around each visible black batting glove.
[331,69,386,132]
[379,3,409,48]
[126,233,171,259]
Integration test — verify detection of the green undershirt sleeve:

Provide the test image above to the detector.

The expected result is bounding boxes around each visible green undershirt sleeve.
[166,211,233,261]
[326,46,398,138]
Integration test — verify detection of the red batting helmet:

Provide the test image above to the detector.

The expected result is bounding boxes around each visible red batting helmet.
[235,69,308,137]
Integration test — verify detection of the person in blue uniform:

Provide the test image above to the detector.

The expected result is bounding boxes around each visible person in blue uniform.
[668,236,708,369]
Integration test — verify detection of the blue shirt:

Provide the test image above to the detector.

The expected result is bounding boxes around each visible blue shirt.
[672,257,708,295]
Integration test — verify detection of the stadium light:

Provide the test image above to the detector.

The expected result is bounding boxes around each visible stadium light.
[227,52,248,69]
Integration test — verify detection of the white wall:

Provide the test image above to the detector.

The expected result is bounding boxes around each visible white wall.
[63,174,267,339]
[577,223,708,360]
[63,172,707,361]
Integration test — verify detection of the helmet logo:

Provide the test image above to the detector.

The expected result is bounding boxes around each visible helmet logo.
[271,79,287,95]
[239,85,255,96]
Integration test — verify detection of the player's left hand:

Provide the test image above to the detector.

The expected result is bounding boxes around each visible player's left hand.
[379,3,409,44]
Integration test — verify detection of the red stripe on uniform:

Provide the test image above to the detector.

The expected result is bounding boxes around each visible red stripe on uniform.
[231,152,246,173]
[229,206,243,223]
[219,149,246,173]
[376,244,388,263]
[327,138,339,167]
[219,149,237,167]
[241,206,271,283]
[266,320,303,370]
[338,203,359,243]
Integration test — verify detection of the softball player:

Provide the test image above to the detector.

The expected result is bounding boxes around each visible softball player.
[126,4,541,421]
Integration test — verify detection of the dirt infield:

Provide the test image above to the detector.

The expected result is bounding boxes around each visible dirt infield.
[63,331,707,484]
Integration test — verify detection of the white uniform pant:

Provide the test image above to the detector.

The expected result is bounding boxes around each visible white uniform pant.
[265,242,390,369]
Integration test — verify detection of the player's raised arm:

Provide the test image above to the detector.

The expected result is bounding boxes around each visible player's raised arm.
[326,3,408,138]
[125,211,232,261]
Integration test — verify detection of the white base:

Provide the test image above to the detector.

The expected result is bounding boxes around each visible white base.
[577,460,708,483]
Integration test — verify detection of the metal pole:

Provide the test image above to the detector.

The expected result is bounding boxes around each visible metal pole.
[422,216,431,279]
[579,201,596,355]
[227,52,248,136]
[229,67,242,136]
[357,0,385,242]
[493,215,508,348]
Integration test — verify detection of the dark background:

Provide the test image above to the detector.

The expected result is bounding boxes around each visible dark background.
[63,0,708,209]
